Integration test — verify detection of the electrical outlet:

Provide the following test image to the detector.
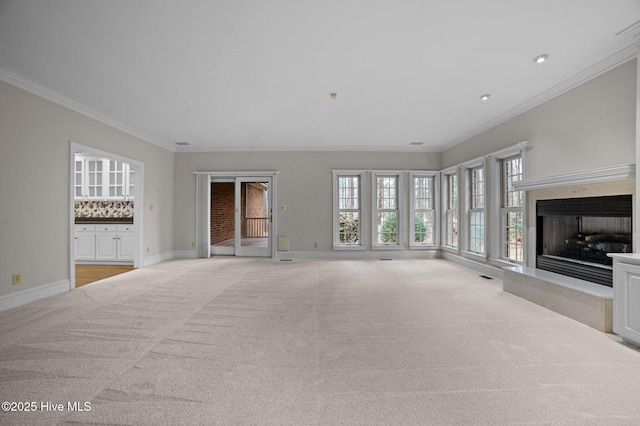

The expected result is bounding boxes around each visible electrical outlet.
[12,273,22,285]
[149,204,154,211]
[191,241,195,248]
[313,242,318,249]
[146,246,150,253]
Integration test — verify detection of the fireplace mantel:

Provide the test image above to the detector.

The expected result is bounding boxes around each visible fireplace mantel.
[514,164,635,191]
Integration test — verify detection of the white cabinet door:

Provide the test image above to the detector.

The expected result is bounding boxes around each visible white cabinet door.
[117,234,135,261]
[614,261,640,346]
[75,233,96,260]
[75,225,96,260]
[96,232,118,260]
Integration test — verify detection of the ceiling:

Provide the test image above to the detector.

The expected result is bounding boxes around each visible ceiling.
[1,1,639,153]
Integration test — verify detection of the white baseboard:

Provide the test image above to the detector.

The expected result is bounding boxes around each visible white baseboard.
[0,279,70,312]
[441,252,504,279]
[275,250,442,260]
[142,250,176,267]
[172,250,197,259]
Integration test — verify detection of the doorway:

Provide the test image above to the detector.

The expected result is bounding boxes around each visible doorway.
[211,177,272,257]
[196,172,276,258]
[69,141,144,289]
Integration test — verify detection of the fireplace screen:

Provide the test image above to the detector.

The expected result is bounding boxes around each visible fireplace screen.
[541,215,631,265]
[536,195,632,286]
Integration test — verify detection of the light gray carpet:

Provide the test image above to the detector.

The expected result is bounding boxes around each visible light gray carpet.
[1,258,640,425]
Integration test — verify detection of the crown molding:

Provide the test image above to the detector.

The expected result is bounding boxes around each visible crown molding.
[617,19,640,39]
[174,144,441,153]
[440,43,639,152]
[0,67,175,152]
[513,164,636,191]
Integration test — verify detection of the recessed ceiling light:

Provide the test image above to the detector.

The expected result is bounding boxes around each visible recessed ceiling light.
[480,94,491,101]
[330,93,337,99]
[533,54,549,64]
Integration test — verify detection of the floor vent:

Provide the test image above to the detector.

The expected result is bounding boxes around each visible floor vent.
[480,275,493,280]
[380,258,393,261]
[279,259,293,262]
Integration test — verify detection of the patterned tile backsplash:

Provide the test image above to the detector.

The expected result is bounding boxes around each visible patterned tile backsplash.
[75,201,134,219]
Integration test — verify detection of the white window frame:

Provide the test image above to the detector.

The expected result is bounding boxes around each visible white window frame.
[490,142,528,267]
[409,172,440,248]
[441,166,459,250]
[332,170,367,250]
[465,161,486,256]
[372,171,403,248]
[501,155,524,263]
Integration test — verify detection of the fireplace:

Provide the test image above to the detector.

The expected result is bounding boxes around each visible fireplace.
[536,195,632,287]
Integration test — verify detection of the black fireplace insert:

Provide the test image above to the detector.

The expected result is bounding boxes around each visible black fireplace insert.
[536,195,632,287]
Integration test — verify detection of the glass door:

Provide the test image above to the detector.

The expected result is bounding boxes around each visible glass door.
[236,177,271,257]
[210,177,272,257]
[210,179,236,255]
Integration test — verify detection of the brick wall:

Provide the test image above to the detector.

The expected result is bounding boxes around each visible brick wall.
[211,182,267,244]
[210,182,234,245]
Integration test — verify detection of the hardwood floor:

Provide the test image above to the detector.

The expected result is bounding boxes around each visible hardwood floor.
[75,264,135,287]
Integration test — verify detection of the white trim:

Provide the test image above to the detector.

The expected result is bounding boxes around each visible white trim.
[193,171,280,177]
[440,45,638,151]
[491,141,530,160]
[276,250,441,260]
[0,68,173,152]
[441,252,503,280]
[195,174,211,258]
[617,20,640,39]
[514,164,636,191]
[179,144,441,153]
[142,251,176,266]
[0,280,69,312]
[173,250,198,259]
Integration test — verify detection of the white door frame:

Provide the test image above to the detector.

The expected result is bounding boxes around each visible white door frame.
[194,171,278,259]
[69,141,145,289]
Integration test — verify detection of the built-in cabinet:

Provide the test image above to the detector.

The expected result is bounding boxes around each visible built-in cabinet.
[609,254,640,347]
[75,224,135,263]
[75,154,135,201]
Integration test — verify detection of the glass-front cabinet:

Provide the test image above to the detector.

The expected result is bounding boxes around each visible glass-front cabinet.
[74,154,134,200]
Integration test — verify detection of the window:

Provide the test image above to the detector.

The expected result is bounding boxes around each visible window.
[502,156,524,262]
[333,172,363,247]
[444,172,458,247]
[411,174,436,245]
[374,174,399,245]
[469,166,485,254]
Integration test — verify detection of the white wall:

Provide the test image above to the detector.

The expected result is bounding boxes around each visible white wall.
[441,59,637,178]
[0,80,174,300]
[173,151,440,253]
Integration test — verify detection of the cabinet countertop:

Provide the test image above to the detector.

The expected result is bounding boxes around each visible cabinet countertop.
[75,218,134,224]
